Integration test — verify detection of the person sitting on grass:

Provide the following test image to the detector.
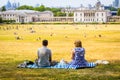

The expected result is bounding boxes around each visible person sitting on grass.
[52,40,96,69]
[35,39,52,67]
[68,40,88,68]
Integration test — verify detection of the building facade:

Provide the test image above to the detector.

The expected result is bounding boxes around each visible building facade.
[74,10,110,23]
[109,16,120,22]
[74,0,111,23]
[0,10,53,23]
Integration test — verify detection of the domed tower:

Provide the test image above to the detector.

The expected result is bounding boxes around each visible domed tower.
[95,0,102,10]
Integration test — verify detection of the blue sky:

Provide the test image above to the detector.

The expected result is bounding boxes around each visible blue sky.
[0,0,114,7]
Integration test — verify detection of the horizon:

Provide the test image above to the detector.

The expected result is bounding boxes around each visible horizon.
[0,0,114,8]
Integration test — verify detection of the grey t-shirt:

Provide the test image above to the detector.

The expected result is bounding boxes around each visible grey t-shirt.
[37,46,52,67]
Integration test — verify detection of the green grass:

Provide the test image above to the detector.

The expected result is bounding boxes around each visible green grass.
[0,60,120,80]
[0,24,120,80]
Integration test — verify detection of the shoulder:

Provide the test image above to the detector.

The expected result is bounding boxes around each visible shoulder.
[81,48,85,51]
[80,48,85,52]
[38,48,41,51]
[46,47,51,52]
[74,47,85,51]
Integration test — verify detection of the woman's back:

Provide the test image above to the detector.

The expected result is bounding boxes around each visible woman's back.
[69,47,88,67]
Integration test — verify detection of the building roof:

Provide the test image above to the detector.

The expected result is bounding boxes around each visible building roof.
[74,9,110,12]
[0,10,53,16]
[4,10,39,13]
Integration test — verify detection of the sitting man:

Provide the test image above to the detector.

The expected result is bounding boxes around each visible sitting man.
[36,39,52,67]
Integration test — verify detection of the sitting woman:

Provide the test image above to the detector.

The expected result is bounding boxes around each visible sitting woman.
[53,40,96,69]
[68,40,89,69]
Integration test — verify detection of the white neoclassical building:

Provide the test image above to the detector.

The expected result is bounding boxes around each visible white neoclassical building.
[0,10,53,23]
[74,1,111,23]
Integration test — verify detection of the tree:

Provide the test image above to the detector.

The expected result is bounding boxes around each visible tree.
[68,13,73,17]
[0,17,3,23]
[16,5,66,17]
[56,12,66,16]
[34,5,46,11]
[1,6,6,11]
[117,8,120,16]
[17,5,34,10]
[39,5,45,11]
[51,8,61,16]
[109,7,117,11]
[45,7,51,11]
[51,8,61,13]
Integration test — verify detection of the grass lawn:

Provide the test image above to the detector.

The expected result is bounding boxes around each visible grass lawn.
[0,24,120,80]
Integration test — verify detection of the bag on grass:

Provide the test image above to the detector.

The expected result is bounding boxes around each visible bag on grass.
[17,60,34,68]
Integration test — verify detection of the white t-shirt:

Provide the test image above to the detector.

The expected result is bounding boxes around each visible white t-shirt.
[37,46,52,67]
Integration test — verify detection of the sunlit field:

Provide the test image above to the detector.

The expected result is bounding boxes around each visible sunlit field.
[0,24,120,80]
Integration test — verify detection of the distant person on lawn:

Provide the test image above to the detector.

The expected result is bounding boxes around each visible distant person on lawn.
[36,40,52,67]
[68,40,88,68]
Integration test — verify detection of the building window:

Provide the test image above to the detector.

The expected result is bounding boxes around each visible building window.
[97,13,99,16]
[97,19,99,21]
[88,13,90,16]
[102,13,104,16]
[102,19,104,21]
[76,18,77,22]
[75,13,77,16]
[80,13,82,16]
[84,13,86,17]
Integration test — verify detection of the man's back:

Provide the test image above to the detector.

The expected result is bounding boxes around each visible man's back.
[37,46,51,67]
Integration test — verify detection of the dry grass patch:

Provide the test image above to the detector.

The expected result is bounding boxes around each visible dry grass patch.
[0,24,120,80]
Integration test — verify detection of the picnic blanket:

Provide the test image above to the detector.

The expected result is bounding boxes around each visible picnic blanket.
[18,60,96,69]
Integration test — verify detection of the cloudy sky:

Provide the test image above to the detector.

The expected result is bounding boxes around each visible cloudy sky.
[0,0,114,7]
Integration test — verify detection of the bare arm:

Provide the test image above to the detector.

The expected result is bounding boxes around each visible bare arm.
[37,50,40,59]
[49,50,52,62]
[71,49,75,60]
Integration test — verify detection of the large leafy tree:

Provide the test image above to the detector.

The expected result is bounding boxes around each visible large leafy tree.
[1,6,6,11]
[56,12,66,16]
[68,13,73,17]
[50,8,61,16]
[0,17,3,23]
[17,5,65,17]
[110,7,117,11]
[34,5,45,11]
[117,8,120,16]
[17,5,34,10]
[45,7,51,11]
[39,5,45,11]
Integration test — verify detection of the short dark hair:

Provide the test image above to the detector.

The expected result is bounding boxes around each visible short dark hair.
[42,40,48,46]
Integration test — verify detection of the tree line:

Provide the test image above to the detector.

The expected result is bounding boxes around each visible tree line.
[117,8,120,16]
[17,5,73,17]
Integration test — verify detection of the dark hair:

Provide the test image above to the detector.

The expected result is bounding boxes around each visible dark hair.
[42,40,48,46]
[74,40,82,47]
